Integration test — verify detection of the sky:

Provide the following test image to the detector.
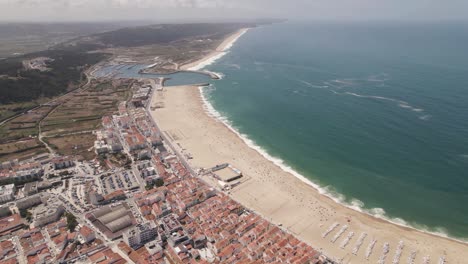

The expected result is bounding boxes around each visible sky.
[0,0,468,22]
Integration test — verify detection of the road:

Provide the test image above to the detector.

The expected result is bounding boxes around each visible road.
[0,69,94,126]
[145,78,197,177]
[49,191,136,264]
[36,70,95,155]
[37,104,59,155]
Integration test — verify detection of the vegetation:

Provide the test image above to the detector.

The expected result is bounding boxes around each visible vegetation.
[0,138,47,162]
[19,208,28,218]
[46,133,97,161]
[0,22,269,162]
[0,22,134,57]
[59,170,72,176]
[66,212,78,232]
[0,22,271,105]
[155,178,164,187]
[0,101,41,123]
[146,178,164,190]
[0,79,132,162]
[107,152,132,168]
[88,23,256,48]
[19,208,32,222]
[0,49,108,104]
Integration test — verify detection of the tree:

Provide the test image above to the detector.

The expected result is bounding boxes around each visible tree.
[66,212,78,232]
[145,178,164,190]
[26,211,32,222]
[19,208,27,218]
[154,178,164,187]
[19,209,32,222]
[59,170,70,176]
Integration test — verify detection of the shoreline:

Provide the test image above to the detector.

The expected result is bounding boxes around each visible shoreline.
[151,84,468,263]
[196,84,468,244]
[151,28,468,262]
[180,28,249,73]
[184,25,468,245]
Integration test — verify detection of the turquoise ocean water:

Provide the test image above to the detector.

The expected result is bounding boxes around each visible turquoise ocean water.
[202,22,468,239]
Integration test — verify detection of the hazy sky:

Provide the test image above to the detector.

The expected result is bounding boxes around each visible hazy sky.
[1,0,468,22]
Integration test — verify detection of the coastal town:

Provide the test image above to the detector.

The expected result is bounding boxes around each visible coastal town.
[0,77,334,264]
[1,20,468,264]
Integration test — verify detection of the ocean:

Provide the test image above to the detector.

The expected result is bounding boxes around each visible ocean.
[202,22,468,240]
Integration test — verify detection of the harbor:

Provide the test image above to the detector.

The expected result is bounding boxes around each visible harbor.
[92,63,214,87]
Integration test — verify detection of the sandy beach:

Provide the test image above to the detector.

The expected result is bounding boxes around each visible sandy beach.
[180,28,249,71]
[150,30,468,263]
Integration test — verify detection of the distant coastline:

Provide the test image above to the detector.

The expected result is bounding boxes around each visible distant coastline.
[180,28,249,73]
[129,29,251,81]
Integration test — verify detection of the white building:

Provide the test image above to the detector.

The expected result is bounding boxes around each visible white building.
[14,168,44,181]
[123,222,158,249]
[108,139,123,152]
[94,140,109,154]
[35,204,65,227]
[141,167,156,178]
[52,157,74,170]
[16,194,42,210]
[0,184,15,204]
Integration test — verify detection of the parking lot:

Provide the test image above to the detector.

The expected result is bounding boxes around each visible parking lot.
[99,170,140,195]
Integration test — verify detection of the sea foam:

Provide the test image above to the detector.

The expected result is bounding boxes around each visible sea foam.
[188,29,249,72]
[300,77,430,120]
[199,84,466,242]
[188,52,229,71]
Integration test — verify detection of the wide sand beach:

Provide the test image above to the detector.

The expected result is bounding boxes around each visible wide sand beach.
[180,28,249,71]
[151,29,468,263]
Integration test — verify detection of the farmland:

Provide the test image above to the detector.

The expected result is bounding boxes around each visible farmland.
[0,79,133,162]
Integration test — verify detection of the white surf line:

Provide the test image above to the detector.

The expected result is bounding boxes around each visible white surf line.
[438,256,446,264]
[344,92,424,113]
[366,239,377,260]
[407,251,417,264]
[146,57,160,68]
[301,78,427,117]
[221,28,249,51]
[392,241,404,264]
[419,114,432,121]
[204,70,225,80]
[331,225,348,243]
[198,32,468,250]
[378,242,390,264]
[198,87,463,246]
[340,231,354,249]
[352,232,367,255]
[422,256,430,264]
[188,28,249,71]
[322,222,339,238]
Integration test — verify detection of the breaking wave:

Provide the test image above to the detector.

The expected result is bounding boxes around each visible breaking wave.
[197,84,465,243]
[188,29,249,72]
[192,31,463,242]
[299,77,429,119]
[188,52,230,72]
[344,92,424,113]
